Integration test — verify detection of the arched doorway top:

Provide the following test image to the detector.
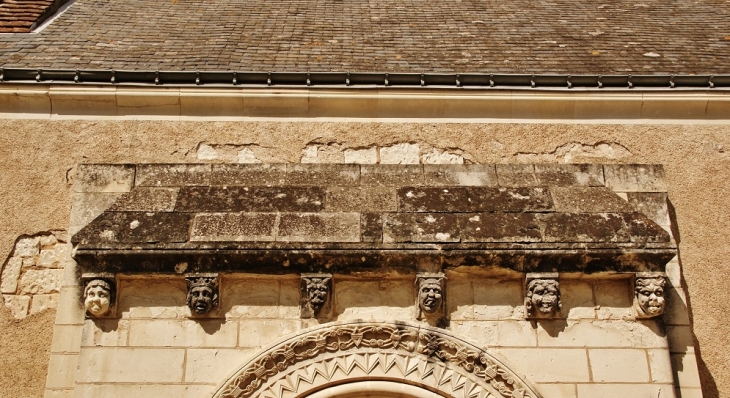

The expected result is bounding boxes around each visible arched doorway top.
[212,320,542,398]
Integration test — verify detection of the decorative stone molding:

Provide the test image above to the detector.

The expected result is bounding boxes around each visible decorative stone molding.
[525,273,561,319]
[185,273,219,316]
[212,320,541,398]
[416,273,446,323]
[300,273,331,318]
[81,273,116,318]
[634,272,667,319]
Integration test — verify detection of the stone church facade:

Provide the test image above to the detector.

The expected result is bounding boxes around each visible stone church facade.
[0,0,728,397]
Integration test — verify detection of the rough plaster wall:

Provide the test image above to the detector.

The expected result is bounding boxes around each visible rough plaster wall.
[0,304,55,397]
[0,120,728,397]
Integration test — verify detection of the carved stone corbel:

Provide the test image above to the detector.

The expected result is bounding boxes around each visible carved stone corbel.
[185,273,219,316]
[634,272,667,319]
[81,273,116,318]
[301,273,332,318]
[416,273,446,323]
[525,273,561,319]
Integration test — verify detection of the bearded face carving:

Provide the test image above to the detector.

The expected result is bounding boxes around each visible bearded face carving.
[634,274,666,318]
[302,275,331,315]
[83,279,115,317]
[525,276,561,319]
[185,275,219,316]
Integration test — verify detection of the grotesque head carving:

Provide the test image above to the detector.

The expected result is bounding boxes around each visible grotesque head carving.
[186,275,219,316]
[634,275,666,318]
[303,275,331,315]
[525,278,561,319]
[84,279,114,317]
[416,274,446,319]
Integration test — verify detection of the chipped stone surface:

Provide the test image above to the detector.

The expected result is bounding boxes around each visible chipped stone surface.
[344,147,378,164]
[379,143,420,164]
[421,148,464,164]
[14,236,40,257]
[2,294,30,319]
[30,293,59,314]
[37,243,71,268]
[19,269,64,295]
[1,256,22,294]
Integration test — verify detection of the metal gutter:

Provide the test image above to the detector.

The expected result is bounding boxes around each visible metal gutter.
[1,68,729,90]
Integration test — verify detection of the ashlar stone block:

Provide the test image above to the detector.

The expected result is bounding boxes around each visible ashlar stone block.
[0,256,22,293]
[191,212,277,242]
[588,348,650,382]
[76,347,185,383]
[14,236,40,257]
[30,293,59,314]
[74,164,135,193]
[19,269,64,294]
[2,294,30,318]
[604,164,668,192]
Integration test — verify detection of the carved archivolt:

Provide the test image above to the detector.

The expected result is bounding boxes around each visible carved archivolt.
[213,321,541,398]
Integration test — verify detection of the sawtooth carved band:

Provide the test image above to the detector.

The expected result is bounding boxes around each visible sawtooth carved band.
[213,321,541,398]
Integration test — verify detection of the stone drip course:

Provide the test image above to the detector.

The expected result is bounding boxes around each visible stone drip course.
[71,163,675,275]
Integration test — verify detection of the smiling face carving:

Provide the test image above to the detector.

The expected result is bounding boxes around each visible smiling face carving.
[525,278,561,319]
[635,276,666,318]
[84,279,114,317]
[186,276,219,316]
[418,276,444,315]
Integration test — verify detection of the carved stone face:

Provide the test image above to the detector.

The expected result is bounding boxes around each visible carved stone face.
[188,285,217,315]
[305,277,330,313]
[526,279,561,318]
[419,279,443,314]
[635,277,665,317]
[84,280,112,317]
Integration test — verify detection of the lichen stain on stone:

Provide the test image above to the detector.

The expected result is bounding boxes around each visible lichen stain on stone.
[513,141,632,163]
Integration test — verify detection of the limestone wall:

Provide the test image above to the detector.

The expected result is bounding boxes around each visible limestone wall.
[0,120,726,397]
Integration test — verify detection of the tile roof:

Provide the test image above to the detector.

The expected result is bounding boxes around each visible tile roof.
[0,0,728,74]
[0,0,66,33]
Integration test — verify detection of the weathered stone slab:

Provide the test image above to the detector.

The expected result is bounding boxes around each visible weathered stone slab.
[211,164,287,186]
[175,186,251,212]
[379,143,420,164]
[459,213,541,242]
[70,192,125,235]
[191,213,277,241]
[2,295,30,319]
[74,164,135,193]
[361,164,424,186]
[14,236,39,257]
[278,213,360,242]
[72,212,192,244]
[107,187,179,212]
[361,213,383,243]
[423,164,498,186]
[398,187,553,212]
[534,164,604,186]
[136,164,211,187]
[286,164,360,186]
[604,164,667,192]
[325,187,396,212]
[19,269,63,294]
[0,256,22,293]
[383,213,460,243]
[30,293,59,314]
[496,164,538,187]
[623,213,672,243]
[627,192,670,226]
[37,243,71,268]
[540,213,629,243]
[252,187,324,212]
[551,186,634,213]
